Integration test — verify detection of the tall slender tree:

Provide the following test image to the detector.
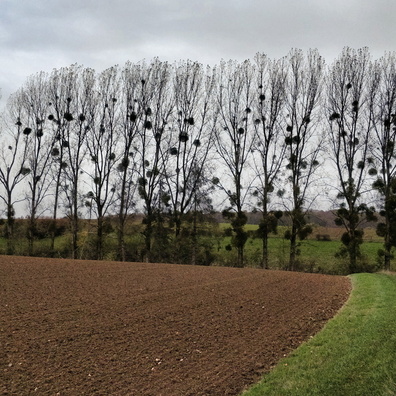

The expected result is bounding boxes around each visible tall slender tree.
[84,66,121,260]
[16,73,55,255]
[252,54,287,268]
[282,49,324,271]
[327,47,377,273]
[115,62,141,261]
[369,52,396,270]
[133,59,174,262]
[48,65,92,259]
[46,65,81,255]
[0,94,31,253]
[165,61,217,241]
[214,59,256,267]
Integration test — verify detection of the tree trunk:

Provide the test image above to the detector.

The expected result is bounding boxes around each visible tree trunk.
[49,218,57,256]
[174,214,182,238]
[289,223,298,271]
[5,201,15,255]
[97,215,104,260]
[262,232,269,269]
[71,188,79,259]
[191,210,197,265]
[261,206,269,269]
[28,217,35,256]
[237,245,244,268]
[28,190,37,256]
[348,235,358,273]
[50,171,62,257]
[71,216,79,259]
[117,168,128,262]
[383,210,392,271]
[143,215,153,263]
[117,221,126,262]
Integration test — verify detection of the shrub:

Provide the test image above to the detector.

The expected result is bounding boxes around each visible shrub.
[316,234,332,241]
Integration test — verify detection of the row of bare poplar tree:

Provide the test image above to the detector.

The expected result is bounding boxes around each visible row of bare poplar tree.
[0,47,395,272]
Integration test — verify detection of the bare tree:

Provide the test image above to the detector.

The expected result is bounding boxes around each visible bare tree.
[84,66,121,260]
[252,54,287,268]
[131,59,174,262]
[282,49,324,271]
[15,73,55,255]
[369,52,396,270]
[47,65,93,259]
[327,47,377,273]
[165,61,217,243]
[0,95,31,253]
[46,65,80,255]
[115,62,142,261]
[214,59,256,267]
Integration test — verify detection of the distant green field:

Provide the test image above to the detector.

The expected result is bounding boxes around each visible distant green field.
[215,223,395,273]
[0,222,394,273]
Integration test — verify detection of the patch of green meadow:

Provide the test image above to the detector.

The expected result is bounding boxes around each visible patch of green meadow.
[1,221,394,273]
[242,273,396,396]
[215,223,395,273]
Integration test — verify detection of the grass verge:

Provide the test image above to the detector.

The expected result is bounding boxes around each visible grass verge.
[242,273,396,396]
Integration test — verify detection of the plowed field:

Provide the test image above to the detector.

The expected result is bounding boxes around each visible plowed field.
[0,256,350,395]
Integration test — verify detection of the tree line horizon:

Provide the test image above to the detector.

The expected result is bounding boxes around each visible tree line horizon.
[0,47,395,273]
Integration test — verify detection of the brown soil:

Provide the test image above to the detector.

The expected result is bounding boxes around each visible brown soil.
[0,256,351,395]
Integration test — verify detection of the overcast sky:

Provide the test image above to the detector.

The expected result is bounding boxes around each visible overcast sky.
[1,0,395,106]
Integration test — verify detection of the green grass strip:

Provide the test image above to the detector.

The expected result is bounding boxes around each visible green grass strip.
[242,273,396,396]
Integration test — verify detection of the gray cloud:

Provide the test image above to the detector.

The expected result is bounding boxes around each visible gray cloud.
[1,0,395,105]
